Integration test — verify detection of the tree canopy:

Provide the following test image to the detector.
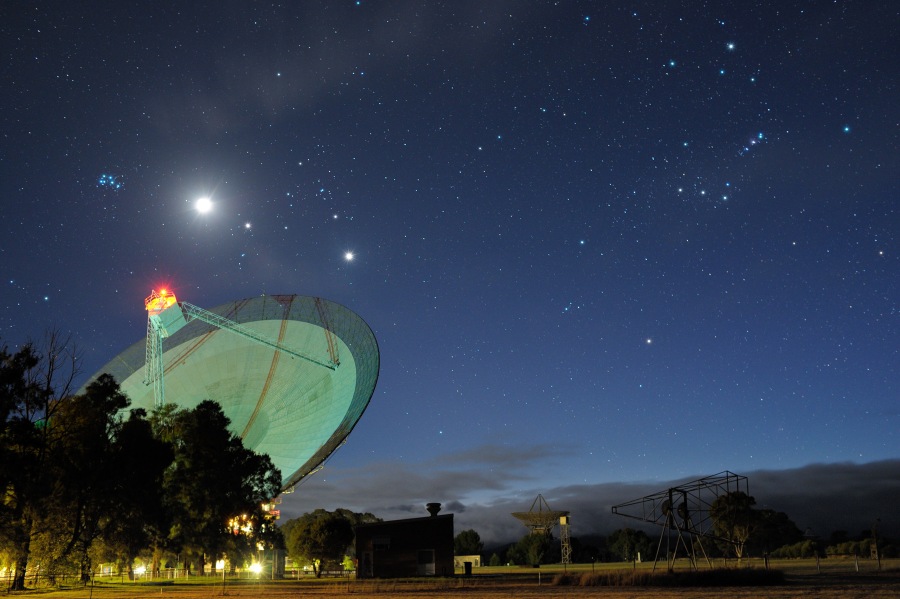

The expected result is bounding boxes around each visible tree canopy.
[282,510,357,577]
[709,491,757,559]
[506,532,558,566]
[154,399,282,574]
[454,529,484,556]
[0,336,282,589]
[607,527,652,562]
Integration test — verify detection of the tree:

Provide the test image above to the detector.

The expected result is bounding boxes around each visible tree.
[770,539,820,558]
[454,529,484,556]
[154,400,282,575]
[507,532,557,566]
[283,510,355,577]
[749,509,802,555]
[36,373,131,581]
[0,335,79,590]
[98,408,173,577]
[570,537,602,564]
[329,508,379,559]
[709,491,757,559]
[1,336,284,586]
[607,528,651,562]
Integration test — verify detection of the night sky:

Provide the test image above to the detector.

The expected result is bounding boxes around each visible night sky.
[3,2,897,544]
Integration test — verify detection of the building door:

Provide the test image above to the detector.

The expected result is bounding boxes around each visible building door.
[417,550,435,576]
[361,551,373,578]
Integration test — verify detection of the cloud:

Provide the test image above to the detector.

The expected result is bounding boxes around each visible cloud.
[280,451,900,547]
[747,461,900,538]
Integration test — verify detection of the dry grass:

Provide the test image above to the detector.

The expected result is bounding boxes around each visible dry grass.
[11,559,899,599]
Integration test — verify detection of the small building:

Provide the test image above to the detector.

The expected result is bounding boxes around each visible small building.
[453,555,481,569]
[355,503,454,578]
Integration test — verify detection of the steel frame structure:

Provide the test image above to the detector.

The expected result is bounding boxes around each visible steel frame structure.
[611,471,749,572]
[559,516,572,565]
[143,290,338,408]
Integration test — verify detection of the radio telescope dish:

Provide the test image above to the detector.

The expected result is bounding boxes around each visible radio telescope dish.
[512,494,569,535]
[80,294,379,492]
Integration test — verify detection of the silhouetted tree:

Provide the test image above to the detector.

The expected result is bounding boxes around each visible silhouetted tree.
[0,335,79,590]
[607,528,651,562]
[1,337,283,586]
[39,374,130,581]
[710,491,756,559]
[570,536,602,564]
[748,509,802,555]
[153,400,281,575]
[454,529,484,555]
[283,510,354,577]
[99,408,173,577]
[507,532,557,565]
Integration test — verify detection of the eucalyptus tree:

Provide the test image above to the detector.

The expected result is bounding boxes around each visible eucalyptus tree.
[709,491,757,559]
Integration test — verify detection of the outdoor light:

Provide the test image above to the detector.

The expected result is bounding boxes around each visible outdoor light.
[250,563,263,575]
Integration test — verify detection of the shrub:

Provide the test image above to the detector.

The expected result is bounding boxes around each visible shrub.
[549,568,785,587]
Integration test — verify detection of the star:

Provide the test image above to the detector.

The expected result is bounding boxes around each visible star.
[344,251,355,262]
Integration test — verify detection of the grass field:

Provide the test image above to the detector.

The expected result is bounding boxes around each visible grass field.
[10,558,899,598]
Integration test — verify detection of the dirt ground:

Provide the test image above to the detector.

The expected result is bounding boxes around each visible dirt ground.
[11,559,899,599]
[27,569,900,599]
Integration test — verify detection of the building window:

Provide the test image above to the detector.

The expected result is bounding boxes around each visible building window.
[373,536,390,551]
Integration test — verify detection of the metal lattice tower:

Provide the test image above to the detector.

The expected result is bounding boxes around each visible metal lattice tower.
[143,290,182,407]
[611,471,749,572]
[142,289,339,409]
[559,516,572,565]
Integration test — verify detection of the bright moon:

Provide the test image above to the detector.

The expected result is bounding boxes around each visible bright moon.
[196,197,213,214]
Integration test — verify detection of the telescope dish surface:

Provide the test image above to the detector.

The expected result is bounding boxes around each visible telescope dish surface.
[82,294,379,491]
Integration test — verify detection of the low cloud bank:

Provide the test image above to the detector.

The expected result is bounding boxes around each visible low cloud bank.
[281,451,899,546]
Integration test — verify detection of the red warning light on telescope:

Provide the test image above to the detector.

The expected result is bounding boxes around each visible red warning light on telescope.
[145,289,178,316]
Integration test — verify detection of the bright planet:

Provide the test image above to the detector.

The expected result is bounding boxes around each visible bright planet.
[196,197,213,214]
